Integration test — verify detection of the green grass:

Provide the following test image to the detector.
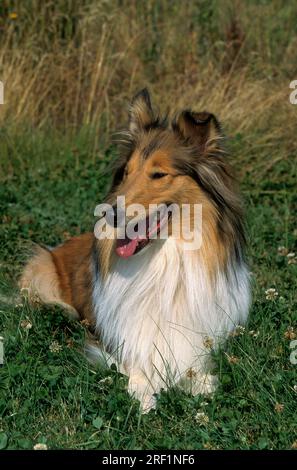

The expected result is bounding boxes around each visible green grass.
[0,129,296,450]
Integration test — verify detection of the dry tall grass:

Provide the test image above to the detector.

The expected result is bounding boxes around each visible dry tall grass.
[0,0,296,176]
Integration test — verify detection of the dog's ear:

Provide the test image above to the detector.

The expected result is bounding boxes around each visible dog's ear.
[129,88,154,134]
[173,111,223,155]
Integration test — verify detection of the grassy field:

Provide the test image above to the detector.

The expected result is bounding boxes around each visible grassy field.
[0,0,297,450]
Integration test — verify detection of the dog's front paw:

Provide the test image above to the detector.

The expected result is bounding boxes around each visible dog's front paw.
[128,371,156,413]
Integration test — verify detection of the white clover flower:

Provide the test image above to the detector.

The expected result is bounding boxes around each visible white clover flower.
[33,443,48,450]
[265,288,279,301]
[278,246,288,256]
[288,258,297,265]
[287,252,297,265]
[274,403,284,413]
[20,319,32,330]
[284,327,296,340]
[195,411,209,426]
[99,376,113,385]
[49,340,62,353]
[203,336,214,349]
[230,325,245,337]
[249,330,259,338]
[227,354,240,364]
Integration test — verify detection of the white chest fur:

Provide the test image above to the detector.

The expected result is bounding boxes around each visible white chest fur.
[93,237,250,387]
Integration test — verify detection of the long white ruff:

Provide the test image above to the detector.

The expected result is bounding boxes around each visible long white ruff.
[92,237,250,396]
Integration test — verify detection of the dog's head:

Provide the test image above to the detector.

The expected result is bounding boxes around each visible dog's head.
[98,89,244,267]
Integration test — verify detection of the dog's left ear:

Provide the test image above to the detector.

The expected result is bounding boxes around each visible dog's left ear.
[173,111,223,155]
[129,88,155,134]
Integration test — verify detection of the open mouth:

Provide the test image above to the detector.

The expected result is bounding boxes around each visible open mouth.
[115,207,171,258]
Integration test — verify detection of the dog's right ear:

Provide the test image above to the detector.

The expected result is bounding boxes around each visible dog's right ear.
[173,110,223,156]
[129,88,154,134]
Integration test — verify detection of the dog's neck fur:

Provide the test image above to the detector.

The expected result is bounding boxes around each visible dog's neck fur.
[93,236,250,385]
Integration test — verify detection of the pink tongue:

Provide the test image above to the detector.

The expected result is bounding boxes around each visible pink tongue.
[116,238,138,258]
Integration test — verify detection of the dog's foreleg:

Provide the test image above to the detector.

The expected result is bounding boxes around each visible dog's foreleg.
[128,369,158,412]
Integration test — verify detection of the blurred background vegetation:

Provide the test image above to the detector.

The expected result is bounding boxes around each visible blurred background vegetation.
[0,0,296,176]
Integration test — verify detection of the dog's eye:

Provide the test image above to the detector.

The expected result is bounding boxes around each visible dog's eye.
[150,172,168,179]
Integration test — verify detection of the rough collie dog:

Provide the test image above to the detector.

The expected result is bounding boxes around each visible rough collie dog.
[20,89,250,411]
